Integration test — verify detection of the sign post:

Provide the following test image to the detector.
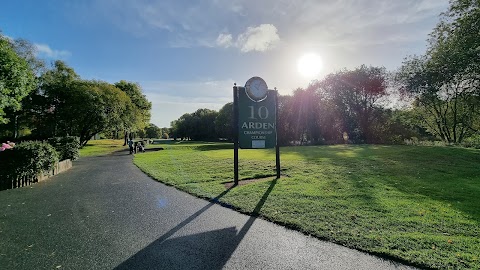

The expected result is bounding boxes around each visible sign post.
[233,77,280,186]
[233,84,239,185]
[274,88,280,179]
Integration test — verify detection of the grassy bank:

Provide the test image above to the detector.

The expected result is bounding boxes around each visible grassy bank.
[79,139,125,157]
[134,141,480,269]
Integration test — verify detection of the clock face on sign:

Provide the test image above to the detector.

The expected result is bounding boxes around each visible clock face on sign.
[245,77,268,101]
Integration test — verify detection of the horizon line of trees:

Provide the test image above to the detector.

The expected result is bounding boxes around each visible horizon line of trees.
[170,65,412,145]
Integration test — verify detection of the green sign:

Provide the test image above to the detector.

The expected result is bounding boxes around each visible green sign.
[238,87,277,149]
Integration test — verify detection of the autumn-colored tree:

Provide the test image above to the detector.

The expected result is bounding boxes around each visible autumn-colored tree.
[318,65,388,143]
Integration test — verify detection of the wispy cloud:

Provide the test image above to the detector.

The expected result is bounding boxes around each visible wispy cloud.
[142,79,234,100]
[273,0,448,48]
[69,0,447,50]
[1,33,71,60]
[216,24,280,52]
[237,24,280,52]
[216,33,233,48]
[35,43,71,59]
[142,79,234,126]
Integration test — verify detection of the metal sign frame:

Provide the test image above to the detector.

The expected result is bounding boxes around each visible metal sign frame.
[233,80,280,185]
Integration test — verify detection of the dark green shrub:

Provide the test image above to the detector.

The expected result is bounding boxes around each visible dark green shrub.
[462,134,480,149]
[0,141,58,190]
[0,149,16,189]
[15,141,59,175]
[48,136,80,161]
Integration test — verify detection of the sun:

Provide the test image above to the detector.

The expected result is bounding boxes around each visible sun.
[297,53,323,78]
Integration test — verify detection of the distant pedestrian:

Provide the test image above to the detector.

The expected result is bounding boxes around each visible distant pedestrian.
[138,141,145,153]
[134,141,139,154]
[128,139,134,154]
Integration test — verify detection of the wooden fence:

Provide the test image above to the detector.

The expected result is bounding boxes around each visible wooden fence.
[0,159,72,191]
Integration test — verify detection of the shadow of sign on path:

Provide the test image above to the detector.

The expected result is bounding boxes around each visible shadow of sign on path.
[115,178,278,270]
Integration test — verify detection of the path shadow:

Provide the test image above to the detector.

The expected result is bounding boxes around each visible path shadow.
[115,179,278,269]
[115,227,238,270]
[143,148,164,152]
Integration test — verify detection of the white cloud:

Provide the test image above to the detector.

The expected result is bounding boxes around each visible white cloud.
[216,33,233,48]
[34,43,71,59]
[273,0,448,48]
[237,24,280,52]
[216,24,280,53]
[72,0,447,51]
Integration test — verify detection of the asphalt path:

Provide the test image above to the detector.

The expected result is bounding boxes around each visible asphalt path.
[0,150,418,270]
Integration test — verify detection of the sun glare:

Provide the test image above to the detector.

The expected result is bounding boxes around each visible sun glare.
[297,53,323,78]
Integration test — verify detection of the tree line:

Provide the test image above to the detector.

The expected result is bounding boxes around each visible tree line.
[170,66,401,145]
[171,0,479,146]
[0,33,151,146]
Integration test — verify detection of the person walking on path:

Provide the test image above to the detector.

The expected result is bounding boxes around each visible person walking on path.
[128,139,134,154]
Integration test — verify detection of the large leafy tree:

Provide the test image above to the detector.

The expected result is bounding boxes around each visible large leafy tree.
[171,114,193,141]
[114,80,151,144]
[397,0,479,143]
[28,61,135,145]
[0,35,36,125]
[277,85,337,146]
[28,60,80,138]
[170,108,219,141]
[428,0,479,81]
[276,95,296,145]
[214,102,233,141]
[67,81,132,146]
[398,56,479,143]
[145,123,162,138]
[190,108,218,141]
[286,87,323,144]
[318,65,388,143]
[11,38,45,75]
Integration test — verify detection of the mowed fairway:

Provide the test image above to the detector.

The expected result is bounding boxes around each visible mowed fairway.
[134,141,480,269]
[79,139,125,157]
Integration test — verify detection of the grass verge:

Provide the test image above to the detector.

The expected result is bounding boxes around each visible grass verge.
[134,141,480,269]
[79,139,126,157]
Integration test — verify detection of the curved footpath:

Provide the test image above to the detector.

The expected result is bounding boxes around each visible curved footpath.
[0,151,417,270]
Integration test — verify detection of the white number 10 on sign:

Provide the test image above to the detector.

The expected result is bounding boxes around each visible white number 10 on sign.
[248,106,269,120]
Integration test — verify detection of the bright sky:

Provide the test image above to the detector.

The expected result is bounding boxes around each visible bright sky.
[1,0,449,128]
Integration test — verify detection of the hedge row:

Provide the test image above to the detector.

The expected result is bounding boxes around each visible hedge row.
[0,141,58,190]
[48,136,80,161]
[0,137,80,190]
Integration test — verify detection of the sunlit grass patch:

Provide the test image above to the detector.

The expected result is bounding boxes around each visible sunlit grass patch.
[79,139,125,157]
[133,141,480,269]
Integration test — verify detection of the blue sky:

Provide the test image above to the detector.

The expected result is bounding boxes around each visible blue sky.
[1,0,448,127]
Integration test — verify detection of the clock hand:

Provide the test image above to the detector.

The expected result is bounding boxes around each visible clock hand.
[250,83,257,93]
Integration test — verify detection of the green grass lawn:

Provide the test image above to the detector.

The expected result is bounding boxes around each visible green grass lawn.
[79,139,126,157]
[134,141,480,269]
